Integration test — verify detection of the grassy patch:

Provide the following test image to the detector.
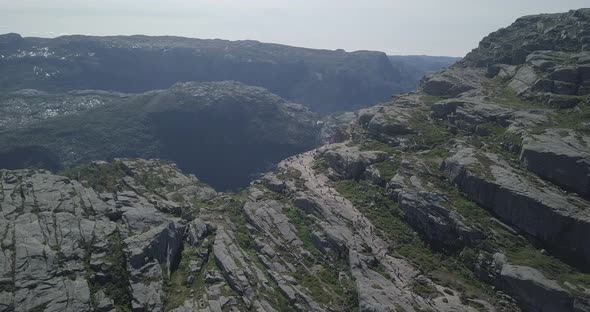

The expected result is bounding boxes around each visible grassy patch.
[508,246,590,289]
[411,279,439,299]
[334,180,494,302]
[374,160,399,180]
[165,246,218,310]
[547,101,590,133]
[492,86,539,110]
[428,167,590,289]
[407,109,452,148]
[99,229,133,312]
[421,94,445,106]
[286,206,321,257]
[277,168,302,181]
[358,139,398,154]
[291,259,358,311]
[61,161,128,193]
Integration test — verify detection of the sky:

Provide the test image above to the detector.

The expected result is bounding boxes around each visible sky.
[0,0,588,57]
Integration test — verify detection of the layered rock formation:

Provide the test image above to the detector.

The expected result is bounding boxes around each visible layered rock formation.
[2,8,590,312]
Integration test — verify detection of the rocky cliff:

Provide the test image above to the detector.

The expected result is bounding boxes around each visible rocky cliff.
[0,34,454,114]
[2,8,590,312]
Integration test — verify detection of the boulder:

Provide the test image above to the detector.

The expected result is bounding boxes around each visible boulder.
[320,145,388,180]
[398,189,484,250]
[422,75,474,97]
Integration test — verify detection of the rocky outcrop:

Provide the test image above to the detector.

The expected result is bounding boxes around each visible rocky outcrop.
[319,144,388,180]
[431,98,513,128]
[397,187,484,250]
[443,146,590,268]
[473,252,588,312]
[520,129,590,198]
[501,264,575,312]
[212,228,256,301]
[125,221,183,311]
[464,9,590,67]
[244,200,303,246]
[0,160,220,312]
[358,104,415,138]
[0,170,116,312]
[421,73,475,97]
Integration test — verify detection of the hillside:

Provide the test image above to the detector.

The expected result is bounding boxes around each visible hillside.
[0,34,452,114]
[0,81,320,190]
[1,8,590,312]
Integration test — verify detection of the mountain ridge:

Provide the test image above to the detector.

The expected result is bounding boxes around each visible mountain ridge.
[1,8,590,312]
[0,32,457,113]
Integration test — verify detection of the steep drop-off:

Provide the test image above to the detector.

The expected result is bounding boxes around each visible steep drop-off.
[0,82,320,190]
[2,8,590,312]
[0,34,452,113]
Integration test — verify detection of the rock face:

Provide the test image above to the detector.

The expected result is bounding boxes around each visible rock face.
[0,170,112,312]
[421,73,475,97]
[520,129,590,198]
[387,168,485,250]
[472,252,585,312]
[0,159,217,312]
[443,146,590,268]
[319,144,388,180]
[3,8,590,312]
[500,264,574,312]
[464,9,590,67]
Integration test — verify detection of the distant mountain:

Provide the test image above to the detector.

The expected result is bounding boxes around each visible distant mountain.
[388,55,461,85]
[2,8,590,312]
[0,33,456,113]
[0,81,320,190]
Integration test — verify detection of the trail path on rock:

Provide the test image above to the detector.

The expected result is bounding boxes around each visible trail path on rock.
[277,145,485,311]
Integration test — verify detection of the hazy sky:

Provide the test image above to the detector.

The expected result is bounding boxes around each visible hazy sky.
[0,0,588,56]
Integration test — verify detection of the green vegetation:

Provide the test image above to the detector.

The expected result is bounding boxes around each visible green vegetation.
[225,197,254,250]
[548,101,590,133]
[286,206,322,257]
[411,279,439,299]
[374,160,399,180]
[165,246,218,310]
[358,139,398,154]
[83,229,133,312]
[291,259,358,311]
[277,168,302,181]
[427,167,590,289]
[508,247,590,289]
[334,180,495,306]
[492,85,539,110]
[285,203,358,310]
[61,162,128,193]
[420,94,445,106]
[408,108,451,148]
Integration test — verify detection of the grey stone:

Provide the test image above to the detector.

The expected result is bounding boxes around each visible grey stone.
[520,129,590,198]
[320,144,388,180]
[443,146,590,267]
[422,75,474,97]
[550,66,579,82]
